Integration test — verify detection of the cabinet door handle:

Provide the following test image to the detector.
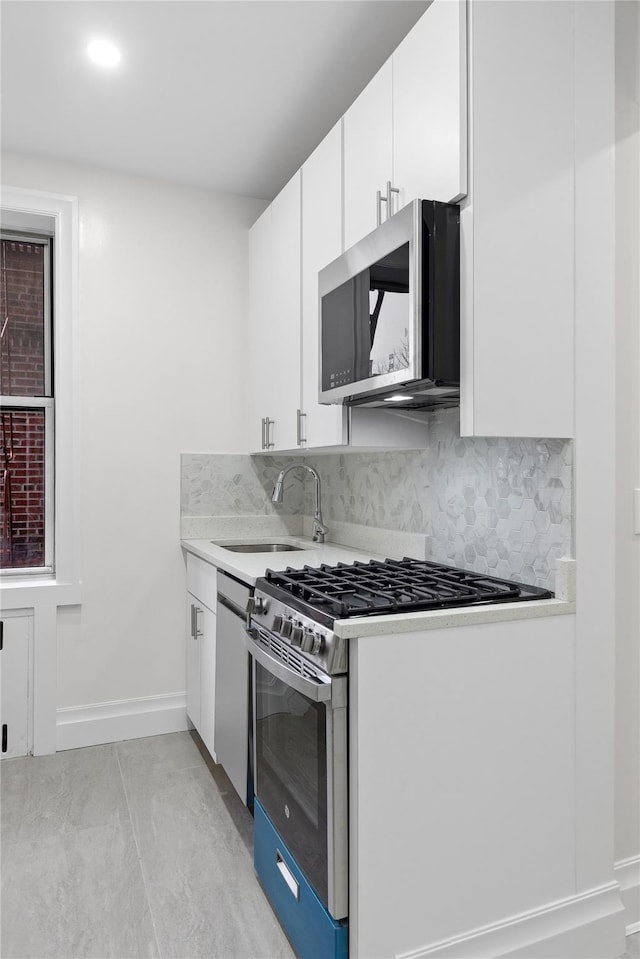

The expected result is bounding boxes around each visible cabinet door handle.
[265,418,275,450]
[190,603,196,638]
[377,182,399,224]
[296,409,307,447]
[261,417,267,450]
[194,606,203,638]
[385,181,399,219]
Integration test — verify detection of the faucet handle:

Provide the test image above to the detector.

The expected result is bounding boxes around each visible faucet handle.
[312,518,328,544]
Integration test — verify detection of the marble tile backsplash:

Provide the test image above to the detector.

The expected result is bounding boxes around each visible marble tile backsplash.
[181,410,573,591]
[180,453,304,517]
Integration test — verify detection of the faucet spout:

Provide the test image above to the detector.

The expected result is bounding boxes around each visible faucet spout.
[271,464,328,544]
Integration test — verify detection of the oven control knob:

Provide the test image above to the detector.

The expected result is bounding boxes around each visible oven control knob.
[281,619,292,639]
[290,626,303,647]
[272,614,283,633]
[246,596,268,618]
[301,629,322,654]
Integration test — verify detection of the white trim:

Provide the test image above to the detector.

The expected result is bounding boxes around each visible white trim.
[0,396,54,408]
[0,185,80,756]
[56,692,189,751]
[398,882,626,959]
[614,855,640,933]
[0,184,80,591]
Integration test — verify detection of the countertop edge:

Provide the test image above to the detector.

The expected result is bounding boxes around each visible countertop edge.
[334,598,576,638]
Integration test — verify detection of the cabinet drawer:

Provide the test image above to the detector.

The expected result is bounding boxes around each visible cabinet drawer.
[254,800,348,959]
[186,553,217,612]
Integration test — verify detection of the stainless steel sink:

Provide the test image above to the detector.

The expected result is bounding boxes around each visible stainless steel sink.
[211,542,304,553]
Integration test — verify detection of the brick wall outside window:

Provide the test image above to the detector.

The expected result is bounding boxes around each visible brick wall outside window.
[1,240,48,569]
[0,410,45,567]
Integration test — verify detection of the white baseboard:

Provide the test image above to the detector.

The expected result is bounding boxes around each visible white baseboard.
[399,882,626,959]
[56,692,188,751]
[615,855,640,934]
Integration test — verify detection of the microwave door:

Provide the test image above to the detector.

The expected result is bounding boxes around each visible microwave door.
[368,245,411,376]
[353,272,372,382]
[320,273,370,394]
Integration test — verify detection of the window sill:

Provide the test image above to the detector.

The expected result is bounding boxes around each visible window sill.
[0,576,81,609]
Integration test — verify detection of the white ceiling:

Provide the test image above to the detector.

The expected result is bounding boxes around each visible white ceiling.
[1,1,429,200]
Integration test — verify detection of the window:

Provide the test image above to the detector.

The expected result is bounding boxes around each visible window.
[0,233,54,572]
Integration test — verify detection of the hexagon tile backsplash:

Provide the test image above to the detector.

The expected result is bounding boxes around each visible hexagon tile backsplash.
[181,410,572,592]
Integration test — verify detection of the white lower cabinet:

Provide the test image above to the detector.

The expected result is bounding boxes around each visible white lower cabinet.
[185,555,217,759]
[349,613,577,957]
[0,611,31,759]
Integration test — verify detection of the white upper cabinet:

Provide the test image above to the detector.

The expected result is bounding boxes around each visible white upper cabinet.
[460,0,574,438]
[343,0,467,251]
[248,173,301,453]
[269,174,302,451]
[343,62,394,250]
[248,205,273,454]
[301,122,346,449]
[393,0,467,210]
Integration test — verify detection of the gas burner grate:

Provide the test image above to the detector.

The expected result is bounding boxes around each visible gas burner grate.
[262,557,552,620]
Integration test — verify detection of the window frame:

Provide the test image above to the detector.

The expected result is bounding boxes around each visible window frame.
[1,231,55,573]
[0,186,79,593]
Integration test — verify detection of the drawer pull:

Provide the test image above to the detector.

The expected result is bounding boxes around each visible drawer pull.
[276,850,299,901]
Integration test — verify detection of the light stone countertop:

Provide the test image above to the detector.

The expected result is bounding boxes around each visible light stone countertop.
[333,596,575,638]
[181,536,386,587]
[181,533,576,637]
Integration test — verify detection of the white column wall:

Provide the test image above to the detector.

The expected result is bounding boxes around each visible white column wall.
[2,152,264,710]
[614,0,640,877]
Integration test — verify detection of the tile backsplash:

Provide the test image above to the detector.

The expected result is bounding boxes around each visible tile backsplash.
[181,410,572,591]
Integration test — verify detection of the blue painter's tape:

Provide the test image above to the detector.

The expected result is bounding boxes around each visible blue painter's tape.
[254,799,348,959]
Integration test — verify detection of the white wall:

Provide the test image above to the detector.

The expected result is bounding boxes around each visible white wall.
[615,0,640,872]
[2,152,264,710]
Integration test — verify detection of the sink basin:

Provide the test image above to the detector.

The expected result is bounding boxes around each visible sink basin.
[211,542,304,553]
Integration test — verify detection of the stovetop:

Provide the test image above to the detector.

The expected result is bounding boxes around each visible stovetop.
[257,557,553,628]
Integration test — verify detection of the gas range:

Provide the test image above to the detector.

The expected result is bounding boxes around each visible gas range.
[249,557,553,676]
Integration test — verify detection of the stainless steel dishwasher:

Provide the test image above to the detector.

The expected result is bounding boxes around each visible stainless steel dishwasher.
[214,571,253,806]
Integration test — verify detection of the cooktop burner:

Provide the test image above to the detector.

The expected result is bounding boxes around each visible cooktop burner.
[259,557,553,624]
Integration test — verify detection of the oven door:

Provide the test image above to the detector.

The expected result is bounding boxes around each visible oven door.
[247,626,348,921]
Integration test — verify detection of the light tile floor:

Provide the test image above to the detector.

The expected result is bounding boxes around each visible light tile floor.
[1,731,638,959]
[1,731,294,958]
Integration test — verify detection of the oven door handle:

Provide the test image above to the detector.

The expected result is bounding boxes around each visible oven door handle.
[245,629,333,703]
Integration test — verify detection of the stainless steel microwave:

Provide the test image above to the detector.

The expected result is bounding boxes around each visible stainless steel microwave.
[318,199,460,409]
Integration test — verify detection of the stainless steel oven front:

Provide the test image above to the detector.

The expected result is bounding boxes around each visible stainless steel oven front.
[247,621,348,921]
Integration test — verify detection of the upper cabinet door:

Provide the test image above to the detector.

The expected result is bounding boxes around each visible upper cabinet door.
[248,205,273,454]
[247,174,301,454]
[269,172,302,452]
[461,0,574,438]
[343,4,467,252]
[393,0,468,208]
[343,61,393,250]
[301,122,346,449]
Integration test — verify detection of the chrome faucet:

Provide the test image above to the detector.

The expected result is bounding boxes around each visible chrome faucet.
[272,464,328,544]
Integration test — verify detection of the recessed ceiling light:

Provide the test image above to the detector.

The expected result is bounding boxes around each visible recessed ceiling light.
[87,38,121,69]
[384,394,414,403]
